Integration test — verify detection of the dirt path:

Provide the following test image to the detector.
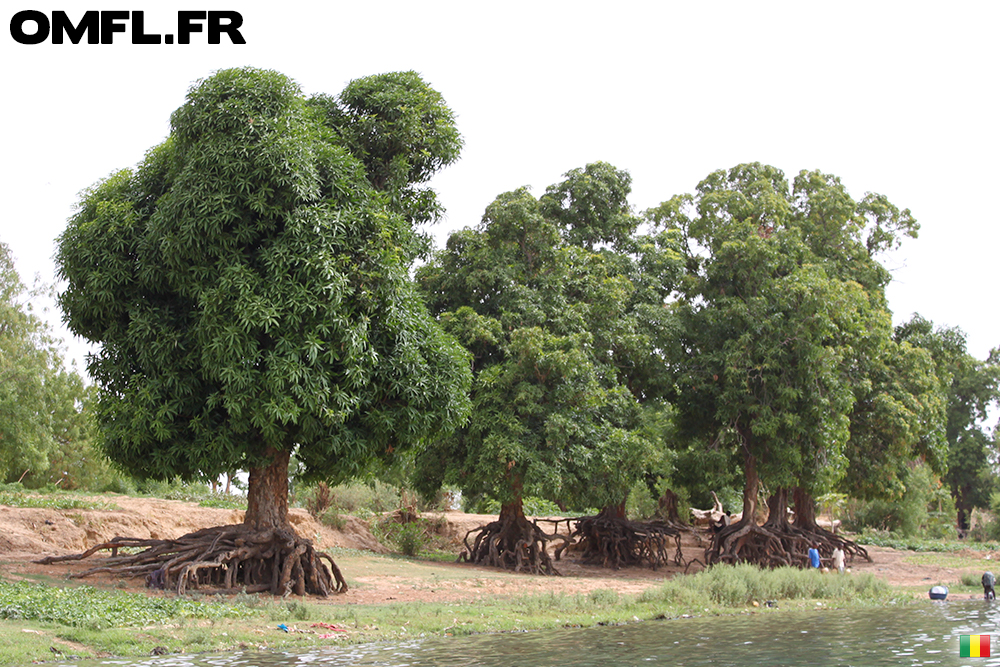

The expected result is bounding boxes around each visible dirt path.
[1,497,994,604]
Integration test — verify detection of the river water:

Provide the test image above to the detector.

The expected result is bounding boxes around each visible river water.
[56,599,1000,667]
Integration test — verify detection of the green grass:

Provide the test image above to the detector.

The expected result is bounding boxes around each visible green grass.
[197,494,248,510]
[855,531,1000,553]
[0,488,118,511]
[638,562,893,607]
[0,578,257,628]
[903,552,993,568]
[0,562,906,665]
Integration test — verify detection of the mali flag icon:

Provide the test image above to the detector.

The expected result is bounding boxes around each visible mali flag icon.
[961,635,991,657]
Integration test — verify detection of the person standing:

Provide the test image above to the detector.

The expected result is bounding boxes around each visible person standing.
[832,547,845,574]
[808,544,821,569]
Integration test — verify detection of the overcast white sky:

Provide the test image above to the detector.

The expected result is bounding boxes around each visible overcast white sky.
[2,1,997,372]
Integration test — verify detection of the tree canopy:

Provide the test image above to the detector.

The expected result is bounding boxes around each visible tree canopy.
[415,163,681,511]
[1,240,96,487]
[895,314,1000,530]
[412,162,683,571]
[55,67,472,531]
[650,163,929,564]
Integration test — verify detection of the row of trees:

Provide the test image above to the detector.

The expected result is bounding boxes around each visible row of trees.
[34,67,999,590]
[411,159,998,567]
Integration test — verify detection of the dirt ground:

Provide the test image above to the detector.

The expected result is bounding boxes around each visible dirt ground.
[1,496,994,605]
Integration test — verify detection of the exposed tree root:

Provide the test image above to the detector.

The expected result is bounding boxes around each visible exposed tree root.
[706,519,795,567]
[34,524,347,597]
[571,511,683,570]
[705,488,871,568]
[458,504,559,575]
[788,487,870,565]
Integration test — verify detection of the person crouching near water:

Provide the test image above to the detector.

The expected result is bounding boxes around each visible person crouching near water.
[983,571,996,600]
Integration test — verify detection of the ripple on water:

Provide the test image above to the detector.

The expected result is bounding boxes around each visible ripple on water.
[59,599,1000,667]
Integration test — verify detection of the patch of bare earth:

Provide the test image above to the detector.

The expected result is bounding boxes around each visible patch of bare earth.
[0,499,992,604]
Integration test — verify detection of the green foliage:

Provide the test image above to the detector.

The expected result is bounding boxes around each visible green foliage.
[0,241,100,489]
[296,480,401,516]
[854,530,999,552]
[415,162,683,514]
[652,163,927,512]
[587,588,620,605]
[0,579,255,628]
[894,315,1000,527]
[471,496,565,516]
[55,68,471,504]
[844,461,954,538]
[625,479,658,520]
[969,494,1000,542]
[197,493,248,510]
[961,572,984,588]
[394,522,425,556]
[319,507,347,530]
[640,563,891,607]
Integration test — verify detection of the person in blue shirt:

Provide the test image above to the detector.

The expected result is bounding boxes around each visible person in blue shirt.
[808,545,821,569]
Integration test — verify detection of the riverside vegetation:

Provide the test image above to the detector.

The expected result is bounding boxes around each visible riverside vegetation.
[3,484,996,666]
[0,557,899,666]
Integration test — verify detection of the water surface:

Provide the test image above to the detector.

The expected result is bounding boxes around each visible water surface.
[58,599,1000,667]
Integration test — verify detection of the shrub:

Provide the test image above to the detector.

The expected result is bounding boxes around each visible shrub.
[395,522,425,556]
[319,507,347,531]
[625,480,658,520]
[297,481,401,517]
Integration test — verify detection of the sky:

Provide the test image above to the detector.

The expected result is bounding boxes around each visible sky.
[2,1,997,373]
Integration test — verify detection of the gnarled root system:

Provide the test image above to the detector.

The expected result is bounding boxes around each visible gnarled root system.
[707,520,798,567]
[571,514,683,570]
[34,525,347,596]
[459,515,559,575]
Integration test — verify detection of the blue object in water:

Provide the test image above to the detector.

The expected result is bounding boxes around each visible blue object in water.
[929,586,948,600]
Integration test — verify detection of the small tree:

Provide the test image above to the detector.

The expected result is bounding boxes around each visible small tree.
[50,68,471,595]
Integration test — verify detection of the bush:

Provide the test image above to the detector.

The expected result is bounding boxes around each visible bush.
[319,507,347,531]
[395,522,425,556]
[296,481,400,517]
[469,496,566,516]
[844,461,954,538]
[625,480,657,520]
[969,495,1000,542]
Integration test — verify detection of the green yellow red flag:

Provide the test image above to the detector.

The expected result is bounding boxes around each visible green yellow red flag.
[960,634,991,657]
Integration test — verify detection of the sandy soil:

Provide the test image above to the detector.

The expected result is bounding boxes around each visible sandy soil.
[1,496,994,605]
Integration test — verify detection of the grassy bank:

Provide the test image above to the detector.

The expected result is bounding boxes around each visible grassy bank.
[0,562,905,666]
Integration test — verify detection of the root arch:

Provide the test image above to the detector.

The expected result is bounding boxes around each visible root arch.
[35,525,347,597]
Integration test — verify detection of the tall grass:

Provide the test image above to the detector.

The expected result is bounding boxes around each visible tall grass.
[640,563,892,607]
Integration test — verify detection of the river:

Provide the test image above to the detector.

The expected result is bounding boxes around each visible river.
[56,599,1000,667]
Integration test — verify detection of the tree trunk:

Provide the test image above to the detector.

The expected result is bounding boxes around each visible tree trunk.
[740,450,759,526]
[792,486,817,530]
[461,496,558,574]
[657,488,683,524]
[956,496,971,536]
[764,487,790,529]
[245,448,291,531]
[599,500,628,521]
